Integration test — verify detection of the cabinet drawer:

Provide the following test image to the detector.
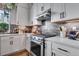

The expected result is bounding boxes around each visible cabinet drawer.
[52,50,66,56]
[52,42,79,56]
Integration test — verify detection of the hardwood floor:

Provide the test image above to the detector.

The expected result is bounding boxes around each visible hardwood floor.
[13,50,29,56]
[5,50,30,56]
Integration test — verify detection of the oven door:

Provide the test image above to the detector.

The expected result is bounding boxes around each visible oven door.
[31,41,43,56]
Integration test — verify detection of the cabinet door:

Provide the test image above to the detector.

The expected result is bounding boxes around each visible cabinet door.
[37,3,44,15]
[66,3,79,20]
[29,4,34,25]
[1,37,13,55]
[32,4,38,17]
[12,36,20,52]
[12,35,25,52]
[19,35,25,50]
[52,50,66,56]
[28,5,33,26]
[44,3,51,11]
[25,36,31,52]
[45,40,52,56]
[18,3,29,8]
[51,3,66,22]
[17,5,28,26]
[52,3,65,13]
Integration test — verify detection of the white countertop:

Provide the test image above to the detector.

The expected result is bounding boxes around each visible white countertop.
[46,36,79,49]
[0,33,28,37]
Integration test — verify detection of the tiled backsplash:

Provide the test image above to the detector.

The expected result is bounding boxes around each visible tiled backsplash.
[10,24,18,33]
[64,22,79,31]
[57,21,79,37]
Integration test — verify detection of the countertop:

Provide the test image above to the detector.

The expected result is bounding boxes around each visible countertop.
[46,36,79,49]
[0,33,31,37]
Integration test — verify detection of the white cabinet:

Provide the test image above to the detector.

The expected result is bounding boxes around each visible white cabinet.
[37,3,51,16]
[17,6,29,26]
[51,3,79,22]
[44,3,51,11]
[16,3,33,26]
[12,35,25,52]
[37,3,44,15]
[52,3,65,13]
[10,3,33,26]
[1,36,13,55]
[30,3,51,25]
[0,35,25,55]
[32,4,38,18]
[51,3,66,22]
[30,4,42,25]
[10,4,29,25]
[28,4,34,26]
[45,40,52,56]
[12,36,20,52]
[18,35,25,50]
[65,3,79,20]
[25,33,31,52]
[17,3,29,8]
[52,50,66,56]
[52,41,79,56]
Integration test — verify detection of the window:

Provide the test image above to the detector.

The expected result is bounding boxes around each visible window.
[0,10,10,24]
[0,9,10,33]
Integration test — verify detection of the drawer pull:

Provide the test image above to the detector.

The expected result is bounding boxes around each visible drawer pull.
[58,48,69,53]
[10,41,13,45]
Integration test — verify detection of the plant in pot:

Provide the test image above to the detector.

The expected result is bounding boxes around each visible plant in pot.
[5,3,16,10]
[0,22,9,33]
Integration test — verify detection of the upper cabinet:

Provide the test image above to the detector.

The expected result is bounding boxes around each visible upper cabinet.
[16,3,32,26]
[17,6,28,26]
[52,3,65,13]
[17,3,29,8]
[30,3,42,25]
[65,3,79,20]
[51,3,66,22]
[37,3,44,16]
[44,3,51,11]
[37,3,51,16]
[30,3,51,25]
[51,3,79,23]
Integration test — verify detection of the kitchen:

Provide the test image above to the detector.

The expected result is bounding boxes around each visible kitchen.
[0,3,79,56]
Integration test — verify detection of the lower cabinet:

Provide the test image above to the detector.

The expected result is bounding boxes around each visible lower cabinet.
[12,35,25,52]
[52,42,79,56]
[45,40,52,56]
[0,35,25,56]
[52,50,66,56]
[1,36,13,55]
[45,38,79,56]
[25,34,31,52]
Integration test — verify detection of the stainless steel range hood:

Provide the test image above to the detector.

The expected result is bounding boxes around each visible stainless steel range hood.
[37,8,51,21]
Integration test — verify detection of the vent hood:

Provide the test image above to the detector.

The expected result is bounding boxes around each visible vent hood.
[37,8,51,21]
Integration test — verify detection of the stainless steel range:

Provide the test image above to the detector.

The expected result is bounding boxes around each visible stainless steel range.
[30,34,57,56]
[31,35,45,56]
